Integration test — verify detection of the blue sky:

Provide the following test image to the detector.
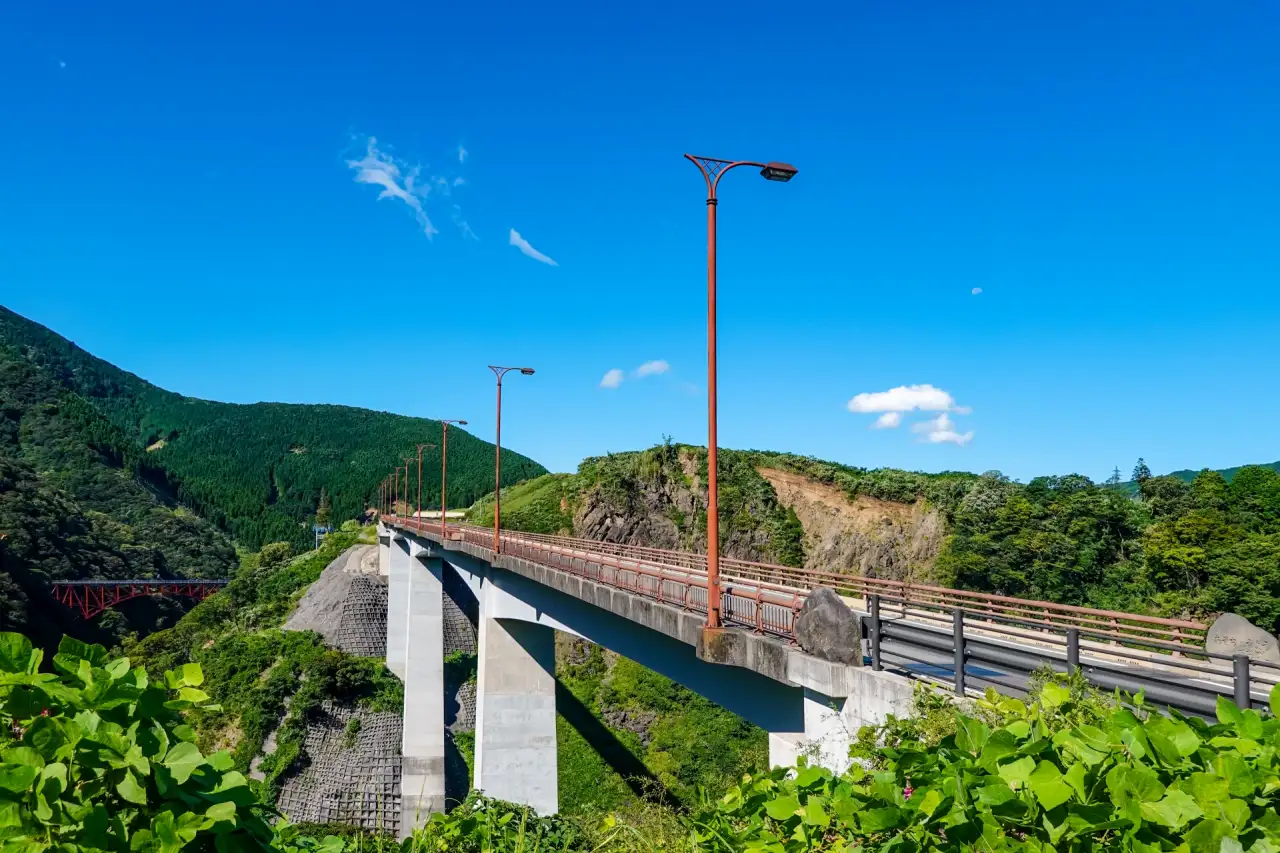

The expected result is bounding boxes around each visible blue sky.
[3,1,1278,481]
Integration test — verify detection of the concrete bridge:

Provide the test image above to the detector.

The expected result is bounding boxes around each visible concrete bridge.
[376,517,1280,836]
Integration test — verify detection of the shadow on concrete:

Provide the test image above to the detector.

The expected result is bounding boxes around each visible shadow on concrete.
[554,680,681,808]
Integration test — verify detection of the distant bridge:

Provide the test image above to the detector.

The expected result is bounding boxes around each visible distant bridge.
[52,579,229,620]
[379,515,1280,832]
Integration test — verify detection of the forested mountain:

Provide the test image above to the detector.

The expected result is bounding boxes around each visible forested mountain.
[0,305,546,549]
[471,444,1280,632]
[0,344,237,650]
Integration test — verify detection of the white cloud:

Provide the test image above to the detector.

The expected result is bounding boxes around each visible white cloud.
[346,136,437,238]
[457,144,468,163]
[58,60,67,69]
[848,384,958,414]
[509,229,559,266]
[911,413,974,446]
[634,360,670,378]
[599,369,624,389]
[872,412,902,429]
[971,287,983,295]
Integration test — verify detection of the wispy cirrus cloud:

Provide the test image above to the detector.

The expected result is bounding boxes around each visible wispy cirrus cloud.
[972,287,983,295]
[599,369,625,389]
[346,136,437,237]
[598,360,674,390]
[509,229,559,266]
[457,144,468,164]
[346,135,473,240]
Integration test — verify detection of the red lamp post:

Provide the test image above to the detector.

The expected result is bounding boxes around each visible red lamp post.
[684,154,797,629]
[416,444,437,526]
[439,419,469,537]
[392,468,399,518]
[488,366,535,553]
[402,458,414,520]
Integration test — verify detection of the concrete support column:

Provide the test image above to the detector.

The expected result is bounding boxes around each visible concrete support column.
[400,548,446,838]
[473,617,557,815]
[768,690,852,775]
[377,527,391,578]
[386,536,410,679]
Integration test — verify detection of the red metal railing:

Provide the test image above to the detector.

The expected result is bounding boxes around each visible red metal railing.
[52,580,229,620]
[382,517,1208,649]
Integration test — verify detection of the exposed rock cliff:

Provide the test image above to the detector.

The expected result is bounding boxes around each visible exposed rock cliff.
[757,467,945,582]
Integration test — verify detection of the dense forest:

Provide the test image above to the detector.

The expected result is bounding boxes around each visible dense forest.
[471,445,1280,632]
[0,304,546,549]
[0,344,237,649]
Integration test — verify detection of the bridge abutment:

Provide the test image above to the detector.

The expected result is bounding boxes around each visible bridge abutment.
[400,547,447,838]
[377,526,391,578]
[473,615,558,816]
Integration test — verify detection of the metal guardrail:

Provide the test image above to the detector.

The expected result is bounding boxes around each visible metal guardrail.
[382,517,1270,716]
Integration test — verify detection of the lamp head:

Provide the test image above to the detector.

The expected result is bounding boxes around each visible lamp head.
[760,162,798,182]
[458,420,469,425]
[520,368,536,375]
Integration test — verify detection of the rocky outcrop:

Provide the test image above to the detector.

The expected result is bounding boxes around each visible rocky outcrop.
[572,448,775,561]
[758,468,945,582]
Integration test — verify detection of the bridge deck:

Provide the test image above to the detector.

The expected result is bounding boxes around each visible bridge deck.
[385,516,1280,718]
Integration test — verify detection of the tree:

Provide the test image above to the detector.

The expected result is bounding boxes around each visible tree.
[1132,458,1152,485]
[315,487,331,528]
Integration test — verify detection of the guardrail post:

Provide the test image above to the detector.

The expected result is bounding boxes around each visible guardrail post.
[869,595,882,671]
[1233,654,1251,710]
[953,608,966,696]
[1066,628,1080,676]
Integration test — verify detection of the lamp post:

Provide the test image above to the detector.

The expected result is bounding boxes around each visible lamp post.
[684,154,797,629]
[488,366,535,553]
[416,444,437,526]
[440,419,469,537]
[403,458,414,521]
[392,468,399,518]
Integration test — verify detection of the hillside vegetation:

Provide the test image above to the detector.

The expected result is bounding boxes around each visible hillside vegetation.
[472,443,1280,631]
[0,304,546,551]
[0,344,237,652]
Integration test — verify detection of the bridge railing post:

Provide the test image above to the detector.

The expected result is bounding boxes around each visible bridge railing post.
[1233,654,1251,710]
[953,608,966,696]
[869,595,882,672]
[1066,628,1080,676]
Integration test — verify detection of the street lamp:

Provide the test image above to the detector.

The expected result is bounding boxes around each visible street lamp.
[392,468,399,518]
[488,366,535,553]
[439,419,469,537]
[416,444,437,526]
[684,153,797,630]
[403,458,414,520]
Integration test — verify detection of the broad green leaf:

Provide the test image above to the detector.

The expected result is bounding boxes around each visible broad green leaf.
[1270,683,1280,718]
[1213,753,1256,798]
[859,806,902,832]
[1220,798,1251,831]
[1187,772,1231,809]
[1040,682,1070,709]
[794,765,825,789]
[956,716,990,755]
[914,788,943,819]
[0,764,38,793]
[164,742,204,785]
[0,633,35,674]
[1064,762,1089,801]
[105,657,131,679]
[205,801,238,824]
[801,798,829,827]
[763,795,800,821]
[117,770,148,805]
[1218,696,1245,727]
[1140,789,1203,830]
[1028,761,1074,811]
[975,782,1016,806]
[998,756,1036,789]
[1185,819,1233,853]
[180,663,204,687]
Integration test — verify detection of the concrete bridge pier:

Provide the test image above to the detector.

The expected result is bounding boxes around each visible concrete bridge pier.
[377,525,391,578]
[473,614,558,816]
[399,543,446,838]
[386,533,410,679]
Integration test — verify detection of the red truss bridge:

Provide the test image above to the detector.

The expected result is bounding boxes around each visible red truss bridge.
[51,579,230,620]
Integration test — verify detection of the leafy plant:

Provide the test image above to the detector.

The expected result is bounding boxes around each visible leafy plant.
[689,682,1280,852]
[0,631,282,851]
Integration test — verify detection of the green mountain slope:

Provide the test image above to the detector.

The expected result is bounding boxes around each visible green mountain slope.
[0,305,547,548]
[0,344,238,650]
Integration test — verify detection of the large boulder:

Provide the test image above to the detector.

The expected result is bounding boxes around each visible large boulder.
[1205,613,1280,664]
[794,587,861,666]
